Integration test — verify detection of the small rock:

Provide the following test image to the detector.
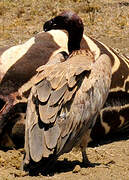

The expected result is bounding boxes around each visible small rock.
[72,165,81,173]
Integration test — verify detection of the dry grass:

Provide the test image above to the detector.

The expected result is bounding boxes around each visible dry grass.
[0,0,129,51]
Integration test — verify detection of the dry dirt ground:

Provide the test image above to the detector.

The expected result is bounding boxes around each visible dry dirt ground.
[0,0,129,179]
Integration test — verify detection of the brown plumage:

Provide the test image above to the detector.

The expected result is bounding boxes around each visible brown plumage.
[23,11,112,171]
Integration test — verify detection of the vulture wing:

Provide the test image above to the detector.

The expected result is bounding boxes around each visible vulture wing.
[24,52,112,164]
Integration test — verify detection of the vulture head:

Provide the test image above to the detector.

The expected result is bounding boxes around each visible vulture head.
[44,11,83,32]
[44,11,84,53]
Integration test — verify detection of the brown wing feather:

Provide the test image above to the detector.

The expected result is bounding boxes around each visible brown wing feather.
[44,123,61,149]
[36,79,51,102]
[49,84,67,106]
[29,123,44,162]
[39,104,58,124]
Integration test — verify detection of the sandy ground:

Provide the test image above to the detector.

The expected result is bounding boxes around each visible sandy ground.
[0,0,129,179]
[0,136,129,180]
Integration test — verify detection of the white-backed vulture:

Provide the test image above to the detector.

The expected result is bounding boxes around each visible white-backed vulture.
[23,11,112,171]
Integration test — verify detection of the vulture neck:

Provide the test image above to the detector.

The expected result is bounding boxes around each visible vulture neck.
[68,27,83,54]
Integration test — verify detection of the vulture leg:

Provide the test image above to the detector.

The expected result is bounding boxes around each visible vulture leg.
[80,129,93,167]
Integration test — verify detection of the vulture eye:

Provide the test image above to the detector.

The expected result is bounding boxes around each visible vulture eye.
[50,20,53,25]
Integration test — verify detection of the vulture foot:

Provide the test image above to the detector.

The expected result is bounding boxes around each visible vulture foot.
[82,151,94,167]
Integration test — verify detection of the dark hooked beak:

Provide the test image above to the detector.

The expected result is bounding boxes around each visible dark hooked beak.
[43,21,51,32]
[43,19,57,32]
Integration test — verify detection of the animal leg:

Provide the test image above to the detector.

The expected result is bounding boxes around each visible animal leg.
[91,104,129,141]
[0,94,15,134]
[80,128,92,167]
